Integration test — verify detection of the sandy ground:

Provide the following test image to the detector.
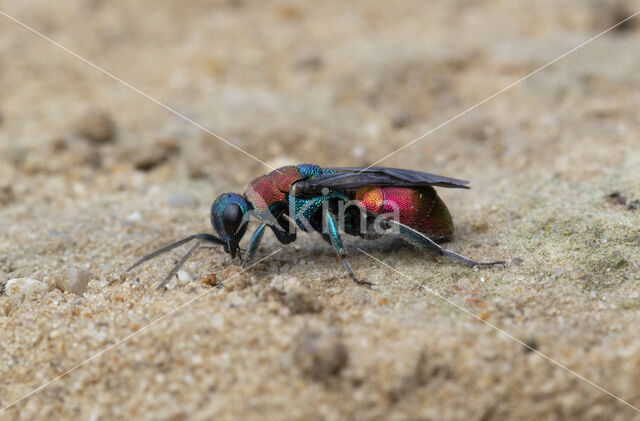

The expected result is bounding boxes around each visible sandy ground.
[1,1,640,419]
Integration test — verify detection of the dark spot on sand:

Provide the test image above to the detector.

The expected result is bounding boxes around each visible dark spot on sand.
[523,338,538,353]
[293,328,348,381]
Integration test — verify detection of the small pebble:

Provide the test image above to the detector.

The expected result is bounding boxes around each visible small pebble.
[129,139,179,171]
[390,111,410,129]
[523,338,539,353]
[267,301,281,313]
[222,265,250,290]
[56,265,93,295]
[199,272,219,287]
[457,116,498,142]
[284,287,322,314]
[0,185,15,206]
[6,278,49,298]
[568,269,586,281]
[50,137,67,152]
[511,257,523,266]
[607,191,627,206]
[73,110,116,144]
[602,5,637,33]
[295,54,323,70]
[185,154,209,179]
[293,328,348,381]
[127,212,142,222]
[176,270,191,285]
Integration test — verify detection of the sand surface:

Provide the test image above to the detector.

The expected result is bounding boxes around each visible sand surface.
[1,1,640,420]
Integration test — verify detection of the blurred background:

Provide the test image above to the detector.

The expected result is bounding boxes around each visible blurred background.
[2,1,639,186]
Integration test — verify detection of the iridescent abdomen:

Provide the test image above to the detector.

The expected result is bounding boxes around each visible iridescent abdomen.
[354,186,454,240]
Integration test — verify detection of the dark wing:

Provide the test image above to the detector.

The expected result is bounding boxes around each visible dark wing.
[296,166,470,193]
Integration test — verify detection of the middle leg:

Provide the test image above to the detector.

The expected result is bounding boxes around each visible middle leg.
[324,211,372,287]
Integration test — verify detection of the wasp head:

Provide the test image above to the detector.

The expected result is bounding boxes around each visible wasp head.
[210,193,250,259]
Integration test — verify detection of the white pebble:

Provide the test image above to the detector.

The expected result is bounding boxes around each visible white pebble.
[176,270,190,285]
[6,278,49,297]
[127,211,142,222]
[283,277,300,292]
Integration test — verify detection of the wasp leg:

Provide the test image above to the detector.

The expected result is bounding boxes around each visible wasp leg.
[271,213,297,244]
[324,212,373,287]
[385,219,505,267]
[242,223,268,268]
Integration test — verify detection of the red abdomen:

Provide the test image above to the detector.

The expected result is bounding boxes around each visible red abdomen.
[354,186,454,240]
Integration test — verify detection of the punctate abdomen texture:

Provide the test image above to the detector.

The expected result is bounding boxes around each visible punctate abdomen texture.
[355,186,454,240]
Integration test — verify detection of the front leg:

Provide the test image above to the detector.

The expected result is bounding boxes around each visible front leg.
[324,211,372,287]
[242,223,267,268]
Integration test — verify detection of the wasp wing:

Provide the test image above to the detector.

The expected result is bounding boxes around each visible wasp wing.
[295,166,470,192]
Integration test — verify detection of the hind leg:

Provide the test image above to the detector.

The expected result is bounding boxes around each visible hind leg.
[386,219,505,267]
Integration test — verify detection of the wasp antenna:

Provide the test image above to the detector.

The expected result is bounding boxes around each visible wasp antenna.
[156,240,202,290]
[127,233,223,272]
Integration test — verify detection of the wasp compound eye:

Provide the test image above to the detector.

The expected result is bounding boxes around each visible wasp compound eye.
[222,202,243,236]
